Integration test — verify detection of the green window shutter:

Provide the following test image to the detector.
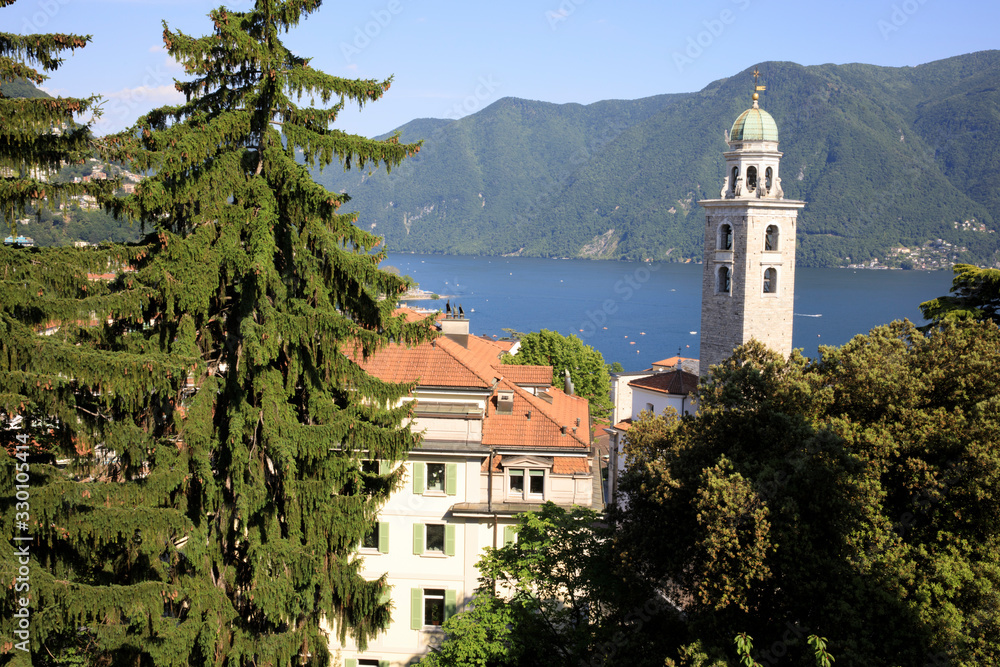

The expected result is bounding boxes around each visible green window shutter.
[378,521,390,554]
[412,523,424,555]
[445,463,458,496]
[379,460,390,475]
[503,525,517,545]
[412,462,425,494]
[444,589,458,620]
[410,588,423,630]
[379,661,390,667]
[379,586,392,604]
[345,660,357,667]
[445,524,456,557]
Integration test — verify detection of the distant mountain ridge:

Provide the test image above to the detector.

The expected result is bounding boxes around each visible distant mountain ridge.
[313,51,1000,268]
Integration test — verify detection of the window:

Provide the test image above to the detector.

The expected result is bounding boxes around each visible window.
[345,659,387,667]
[412,462,458,495]
[765,167,773,191]
[424,589,445,627]
[509,469,524,494]
[765,224,778,251]
[426,463,445,492]
[363,522,379,550]
[763,268,777,294]
[645,402,654,413]
[719,223,733,250]
[718,266,731,294]
[508,468,545,500]
[411,588,457,629]
[413,523,456,556]
[731,166,738,186]
[746,166,757,190]
[426,524,445,553]
[361,521,389,553]
[529,470,544,495]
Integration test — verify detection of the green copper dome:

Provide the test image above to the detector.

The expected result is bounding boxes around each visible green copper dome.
[730,105,779,142]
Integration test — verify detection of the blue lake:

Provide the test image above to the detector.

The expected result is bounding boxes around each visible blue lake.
[387,253,955,372]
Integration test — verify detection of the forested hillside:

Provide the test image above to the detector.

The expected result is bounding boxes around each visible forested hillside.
[314,51,1000,268]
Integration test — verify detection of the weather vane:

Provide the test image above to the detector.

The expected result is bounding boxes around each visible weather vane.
[753,68,766,92]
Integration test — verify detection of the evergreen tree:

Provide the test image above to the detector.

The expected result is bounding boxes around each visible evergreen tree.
[0,3,111,231]
[1,0,432,664]
[920,263,1000,326]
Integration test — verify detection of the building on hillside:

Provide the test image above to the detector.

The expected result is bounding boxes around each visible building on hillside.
[332,311,598,667]
[605,359,698,504]
[698,90,806,373]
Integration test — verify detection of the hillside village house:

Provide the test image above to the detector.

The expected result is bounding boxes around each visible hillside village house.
[332,310,599,666]
[606,356,698,503]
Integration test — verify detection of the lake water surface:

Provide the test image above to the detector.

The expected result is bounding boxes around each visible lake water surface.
[388,253,954,372]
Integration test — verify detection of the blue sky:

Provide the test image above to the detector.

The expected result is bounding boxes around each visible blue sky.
[9,0,1000,138]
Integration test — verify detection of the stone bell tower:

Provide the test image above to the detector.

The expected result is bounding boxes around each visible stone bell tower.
[698,89,806,374]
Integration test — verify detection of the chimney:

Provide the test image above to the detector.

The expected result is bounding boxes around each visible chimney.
[496,390,514,415]
[440,316,469,348]
[564,369,575,396]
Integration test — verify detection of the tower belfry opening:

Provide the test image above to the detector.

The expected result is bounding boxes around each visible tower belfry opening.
[698,77,806,375]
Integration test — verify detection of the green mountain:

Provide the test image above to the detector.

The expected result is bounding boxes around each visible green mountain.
[313,52,1000,268]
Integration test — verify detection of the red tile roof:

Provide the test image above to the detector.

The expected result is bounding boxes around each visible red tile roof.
[496,364,552,386]
[482,379,589,449]
[359,309,591,451]
[553,457,590,474]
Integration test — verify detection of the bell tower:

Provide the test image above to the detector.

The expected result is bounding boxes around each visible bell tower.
[698,81,805,374]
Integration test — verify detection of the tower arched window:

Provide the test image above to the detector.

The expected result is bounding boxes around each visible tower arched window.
[719,223,733,250]
[765,225,779,251]
[718,266,731,294]
[765,167,773,191]
[746,166,757,191]
[763,267,777,294]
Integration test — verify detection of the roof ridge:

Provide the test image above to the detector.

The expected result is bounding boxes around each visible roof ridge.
[435,335,500,387]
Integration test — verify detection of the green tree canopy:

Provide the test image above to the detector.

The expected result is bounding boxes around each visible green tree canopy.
[616,321,1000,666]
[502,329,613,419]
[920,263,1000,326]
[0,0,433,663]
[421,503,676,667]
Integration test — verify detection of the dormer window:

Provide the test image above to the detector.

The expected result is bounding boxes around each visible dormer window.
[508,468,545,500]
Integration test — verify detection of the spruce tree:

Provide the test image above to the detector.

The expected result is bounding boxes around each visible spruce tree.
[1,0,431,664]
[0,1,111,231]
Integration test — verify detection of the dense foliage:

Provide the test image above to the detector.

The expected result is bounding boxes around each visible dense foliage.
[420,504,671,667]
[617,321,1000,666]
[314,53,1000,268]
[920,263,1000,325]
[501,328,613,419]
[0,0,433,664]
